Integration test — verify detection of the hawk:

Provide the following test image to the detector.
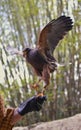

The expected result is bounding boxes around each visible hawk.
[7,16,73,94]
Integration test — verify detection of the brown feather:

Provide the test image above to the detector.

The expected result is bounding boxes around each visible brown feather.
[37,16,73,54]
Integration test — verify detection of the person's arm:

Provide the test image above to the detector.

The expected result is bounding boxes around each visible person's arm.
[11,95,46,125]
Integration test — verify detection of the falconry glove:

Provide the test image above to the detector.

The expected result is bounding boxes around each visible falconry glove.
[17,95,46,116]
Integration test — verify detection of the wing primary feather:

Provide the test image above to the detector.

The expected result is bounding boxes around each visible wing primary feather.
[37,15,73,54]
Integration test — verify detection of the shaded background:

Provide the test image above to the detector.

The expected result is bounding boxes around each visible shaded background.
[0,0,81,126]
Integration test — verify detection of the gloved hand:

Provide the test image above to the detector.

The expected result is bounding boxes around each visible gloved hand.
[17,95,47,116]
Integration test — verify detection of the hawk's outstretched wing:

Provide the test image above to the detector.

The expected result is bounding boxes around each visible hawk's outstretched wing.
[37,16,73,54]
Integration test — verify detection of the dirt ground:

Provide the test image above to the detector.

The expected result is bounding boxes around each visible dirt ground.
[13,114,81,130]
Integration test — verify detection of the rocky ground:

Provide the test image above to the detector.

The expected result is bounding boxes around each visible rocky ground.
[13,114,81,130]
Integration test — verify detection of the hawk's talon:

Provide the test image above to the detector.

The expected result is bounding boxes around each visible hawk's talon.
[36,92,44,97]
[30,83,40,92]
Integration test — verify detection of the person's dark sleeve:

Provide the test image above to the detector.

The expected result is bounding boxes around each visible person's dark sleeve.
[17,95,46,116]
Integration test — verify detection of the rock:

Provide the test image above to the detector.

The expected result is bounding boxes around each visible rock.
[13,127,28,130]
[13,114,81,130]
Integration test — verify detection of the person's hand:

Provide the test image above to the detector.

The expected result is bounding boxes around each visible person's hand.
[18,95,47,116]
[32,95,47,111]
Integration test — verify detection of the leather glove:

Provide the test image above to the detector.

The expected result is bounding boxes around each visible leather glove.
[17,95,46,116]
